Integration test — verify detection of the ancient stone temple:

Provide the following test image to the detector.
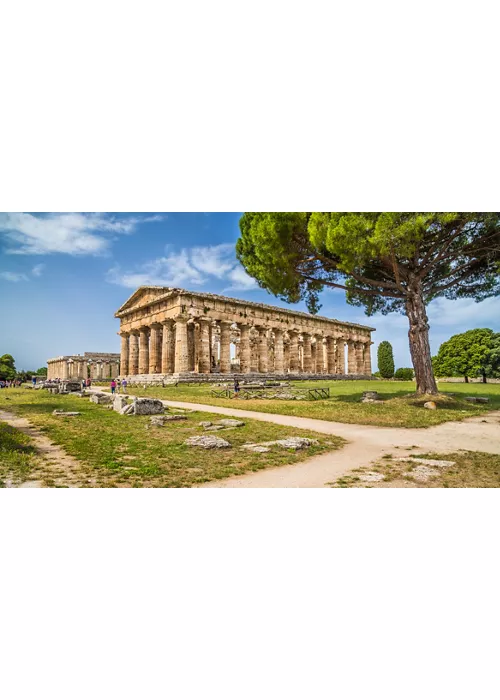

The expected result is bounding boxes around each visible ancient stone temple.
[46,352,120,380]
[115,287,375,381]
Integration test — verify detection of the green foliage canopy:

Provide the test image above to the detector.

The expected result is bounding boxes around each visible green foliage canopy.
[394,367,414,380]
[433,328,497,380]
[0,354,16,380]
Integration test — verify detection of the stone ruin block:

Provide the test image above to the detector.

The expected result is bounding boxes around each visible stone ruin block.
[90,393,113,405]
[133,398,164,415]
[113,395,128,412]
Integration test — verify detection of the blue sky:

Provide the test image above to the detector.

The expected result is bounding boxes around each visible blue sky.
[1,212,498,371]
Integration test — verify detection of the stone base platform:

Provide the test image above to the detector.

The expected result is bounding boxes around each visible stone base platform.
[119,372,374,386]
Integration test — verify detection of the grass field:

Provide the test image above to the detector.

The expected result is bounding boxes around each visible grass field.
[0,389,342,488]
[123,380,500,428]
[332,451,500,488]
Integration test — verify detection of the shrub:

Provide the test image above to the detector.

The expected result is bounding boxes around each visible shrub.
[394,367,414,381]
[377,341,395,379]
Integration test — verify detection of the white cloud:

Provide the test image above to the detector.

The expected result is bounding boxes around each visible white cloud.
[107,243,258,292]
[0,212,165,256]
[0,271,29,282]
[224,266,258,291]
[31,264,45,277]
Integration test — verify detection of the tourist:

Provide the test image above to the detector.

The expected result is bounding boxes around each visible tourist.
[233,378,240,398]
[121,378,127,393]
[86,378,92,389]
[32,376,37,386]
[110,379,116,395]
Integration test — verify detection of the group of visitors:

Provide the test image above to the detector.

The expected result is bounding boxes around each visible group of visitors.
[110,378,127,395]
[0,379,23,388]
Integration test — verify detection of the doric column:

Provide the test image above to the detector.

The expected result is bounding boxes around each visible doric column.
[149,324,162,374]
[355,342,364,374]
[198,319,212,374]
[129,332,140,375]
[219,321,232,373]
[239,324,251,374]
[311,339,317,373]
[302,332,312,373]
[325,336,335,373]
[174,316,189,373]
[161,320,175,373]
[288,330,300,373]
[120,334,129,376]
[273,329,284,373]
[364,341,373,375]
[138,327,150,374]
[255,326,269,373]
[336,338,345,374]
[321,338,329,373]
[187,322,196,371]
[347,339,357,374]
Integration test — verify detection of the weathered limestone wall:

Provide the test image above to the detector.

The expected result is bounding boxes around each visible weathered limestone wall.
[114,286,376,380]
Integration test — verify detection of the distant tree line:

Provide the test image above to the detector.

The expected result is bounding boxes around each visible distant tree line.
[0,353,47,381]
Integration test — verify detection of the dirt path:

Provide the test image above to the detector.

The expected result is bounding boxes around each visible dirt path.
[0,409,90,488]
[158,400,500,488]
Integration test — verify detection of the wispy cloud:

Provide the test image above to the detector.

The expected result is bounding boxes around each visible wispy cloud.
[31,264,45,277]
[107,243,258,292]
[0,271,29,282]
[0,212,165,256]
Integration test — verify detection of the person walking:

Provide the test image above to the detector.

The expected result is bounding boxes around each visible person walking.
[121,378,127,393]
[110,379,116,395]
[233,378,240,398]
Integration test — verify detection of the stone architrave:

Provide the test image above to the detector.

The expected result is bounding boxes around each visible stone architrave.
[219,321,232,373]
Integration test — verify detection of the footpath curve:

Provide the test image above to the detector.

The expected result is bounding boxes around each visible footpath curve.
[103,390,499,488]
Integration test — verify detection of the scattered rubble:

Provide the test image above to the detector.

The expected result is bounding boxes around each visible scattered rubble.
[464,396,489,404]
[394,457,456,468]
[424,401,437,410]
[242,437,319,451]
[199,421,212,428]
[52,410,80,416]
[217,419,245,428]
[242,445,271,453]
[133,398,164,415]
[404,465,440,481]
[185,435,231,449]
[361,391,382,403]
[357,472,385,482]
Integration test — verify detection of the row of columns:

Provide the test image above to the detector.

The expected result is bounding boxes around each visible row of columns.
[47,358,120,380]
[120,317,373,376]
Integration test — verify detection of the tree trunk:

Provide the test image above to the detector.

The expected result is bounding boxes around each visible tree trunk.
[464,376,469,383]
[482,371,487,384]
[406,285,438,395]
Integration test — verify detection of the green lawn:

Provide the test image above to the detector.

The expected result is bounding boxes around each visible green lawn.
[0,389,342,488]
[123,380,500,428]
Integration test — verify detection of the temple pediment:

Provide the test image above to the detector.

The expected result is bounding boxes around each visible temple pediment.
[115,286,175,316]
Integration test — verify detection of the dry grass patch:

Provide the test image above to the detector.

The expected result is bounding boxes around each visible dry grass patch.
[331,451,500,488]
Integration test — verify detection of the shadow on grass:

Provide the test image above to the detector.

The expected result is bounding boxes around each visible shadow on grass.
[0,423,37,456]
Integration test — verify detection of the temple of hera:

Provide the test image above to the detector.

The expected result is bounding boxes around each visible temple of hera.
[115,287,375,380]
[46,352,120,380]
